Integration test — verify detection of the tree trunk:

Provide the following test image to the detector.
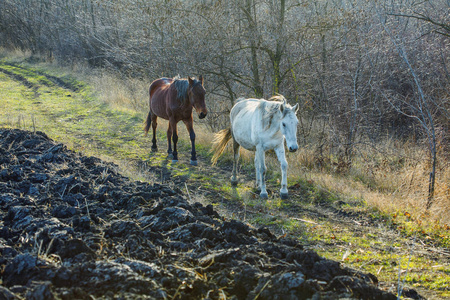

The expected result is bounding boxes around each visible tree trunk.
[243,0,263,97]
[426,133,437,209]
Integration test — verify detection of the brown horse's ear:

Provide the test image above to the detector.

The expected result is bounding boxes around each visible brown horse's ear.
[188,77,194,85]
[199,75,204,85]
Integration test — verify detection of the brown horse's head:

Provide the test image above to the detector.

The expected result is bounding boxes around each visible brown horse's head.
[188,76,207,119]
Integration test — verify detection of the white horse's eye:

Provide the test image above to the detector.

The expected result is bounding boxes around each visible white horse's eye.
[282,123,286,127]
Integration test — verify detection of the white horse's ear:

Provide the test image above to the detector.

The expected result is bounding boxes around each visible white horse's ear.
[293,103,299,113]
[280,103,285,114]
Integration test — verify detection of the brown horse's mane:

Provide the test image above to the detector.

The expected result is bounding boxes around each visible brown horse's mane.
[172,75,202,103]
[172,75,189,102]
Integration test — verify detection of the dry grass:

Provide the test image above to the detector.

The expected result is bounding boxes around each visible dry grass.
[290,140,449,226]
[89,71,148,113]
[0,48,32,61]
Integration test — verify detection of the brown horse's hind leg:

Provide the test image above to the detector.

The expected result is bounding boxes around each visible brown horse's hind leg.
[151,113,158,151]
[183,118,197,165]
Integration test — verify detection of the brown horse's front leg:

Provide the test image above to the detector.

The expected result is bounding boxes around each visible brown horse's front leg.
[183,119,197,165]
[169,119,178,162]
[151,113,158,152]
[166,122,173,159]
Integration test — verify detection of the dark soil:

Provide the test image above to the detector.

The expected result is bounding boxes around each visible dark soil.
[0,128,403,299]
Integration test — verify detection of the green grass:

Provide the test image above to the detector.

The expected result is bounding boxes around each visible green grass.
[316,240,450,298]
[1,60,154,163]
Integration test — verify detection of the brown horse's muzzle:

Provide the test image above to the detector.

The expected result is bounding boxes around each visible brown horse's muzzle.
[199,112,207,119]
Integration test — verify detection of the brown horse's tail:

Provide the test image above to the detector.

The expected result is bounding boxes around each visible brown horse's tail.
[211,128,232,165]
[143,110,152,136]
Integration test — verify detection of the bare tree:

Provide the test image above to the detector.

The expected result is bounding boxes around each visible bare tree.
[376,4,447,208]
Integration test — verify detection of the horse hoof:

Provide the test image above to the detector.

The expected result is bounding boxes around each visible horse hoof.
[151,147,158,152]
[280,192,289,200]
[190,160,198,166]
[172,159,178,163]
[260,192,268,199]
[168,153,174,159]
[231,180,238,187]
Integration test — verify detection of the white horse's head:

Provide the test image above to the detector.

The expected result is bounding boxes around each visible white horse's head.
[279,99,299,152]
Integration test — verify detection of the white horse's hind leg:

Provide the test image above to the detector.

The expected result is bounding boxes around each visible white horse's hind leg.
[231,138,240,186]
[255,146,268,199]
[275,145,289,199]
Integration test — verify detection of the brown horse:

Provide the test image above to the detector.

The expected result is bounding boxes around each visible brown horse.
[144,75,207,165]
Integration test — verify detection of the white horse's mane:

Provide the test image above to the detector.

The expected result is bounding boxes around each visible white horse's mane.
[234,95,294,129]
[268,95,286,102]
[235,97,246,103]
[261,95,293,129]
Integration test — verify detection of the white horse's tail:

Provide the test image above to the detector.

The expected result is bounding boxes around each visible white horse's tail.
[211,128,232,165]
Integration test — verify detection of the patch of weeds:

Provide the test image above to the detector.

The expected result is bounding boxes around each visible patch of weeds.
[282,218,305,232]
[290,179,339,205]
[264,198,284,210]
[367,208,392,223]
[404,269,450,291]
[352,171,378,191]
[250,213,288,228]
[193,142,211,157]
[218,184,242,199]
[337,234,374,249]
[315,233,450,298]
[388,211,450,249]
[338,199,368,214]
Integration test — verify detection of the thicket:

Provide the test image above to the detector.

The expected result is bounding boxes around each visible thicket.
[1,0,448,209]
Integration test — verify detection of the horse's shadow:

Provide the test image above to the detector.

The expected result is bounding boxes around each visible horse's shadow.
[146,147,202,186]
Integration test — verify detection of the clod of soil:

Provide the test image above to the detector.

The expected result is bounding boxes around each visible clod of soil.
[0,128,402,299]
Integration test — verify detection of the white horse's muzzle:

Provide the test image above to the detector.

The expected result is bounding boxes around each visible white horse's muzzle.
[288,144,298,152]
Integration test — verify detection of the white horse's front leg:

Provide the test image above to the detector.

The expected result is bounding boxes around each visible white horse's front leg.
[254,154,260,189]
[274,145,288,199]
[255,146,268,199]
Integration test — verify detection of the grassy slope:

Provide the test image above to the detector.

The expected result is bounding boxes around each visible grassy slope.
[0,58,449,299]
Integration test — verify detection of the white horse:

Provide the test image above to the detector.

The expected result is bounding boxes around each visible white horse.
[211,95,299,199]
